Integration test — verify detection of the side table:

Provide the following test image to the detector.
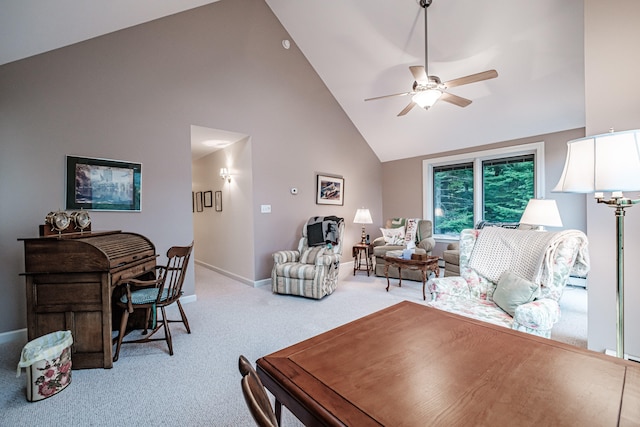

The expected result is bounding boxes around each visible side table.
[352,243,373,276]
[383,254,440,300]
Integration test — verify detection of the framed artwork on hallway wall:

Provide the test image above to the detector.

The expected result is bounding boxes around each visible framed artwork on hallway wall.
[316,174,344,206]
[195,191,203,212]
[215,191,222,212]
[204,191,213,208]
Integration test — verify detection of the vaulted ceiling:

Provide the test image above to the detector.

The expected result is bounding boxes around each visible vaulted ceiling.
[1,0,585,162]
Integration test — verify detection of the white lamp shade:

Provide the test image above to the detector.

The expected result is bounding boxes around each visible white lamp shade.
[412,89,442,108]
[520,199,563,228]
[353,208,373,224]
[553,129,640,193]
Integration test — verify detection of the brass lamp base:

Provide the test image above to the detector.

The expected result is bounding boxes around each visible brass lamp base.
[596,193,640,359]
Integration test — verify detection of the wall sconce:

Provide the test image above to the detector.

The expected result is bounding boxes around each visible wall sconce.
[219,167,231,183]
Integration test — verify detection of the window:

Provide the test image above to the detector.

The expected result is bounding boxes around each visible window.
[482,155,535,223]
[433,163,474,235]
[423,143,544,238]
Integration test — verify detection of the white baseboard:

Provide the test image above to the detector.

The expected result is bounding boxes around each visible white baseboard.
[567,275,587,288]
[195,259,270,288]
[0,328,27,345]
[180,294,197,304]
[340,260,355,279]
[604,348,640,363]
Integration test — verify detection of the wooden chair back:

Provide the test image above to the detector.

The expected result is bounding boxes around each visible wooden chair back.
[239,355,279,427]
[112,242,193,362]
[156,242,193,306]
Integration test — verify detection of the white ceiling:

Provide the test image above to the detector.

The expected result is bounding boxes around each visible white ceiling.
[190,125,248,161]
[1,0,585,162]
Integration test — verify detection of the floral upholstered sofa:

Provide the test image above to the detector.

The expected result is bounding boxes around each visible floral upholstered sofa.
[426,227,590,338]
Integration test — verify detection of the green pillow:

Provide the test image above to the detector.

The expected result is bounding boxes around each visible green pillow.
[493,270,540,316]
[390,218,406,228]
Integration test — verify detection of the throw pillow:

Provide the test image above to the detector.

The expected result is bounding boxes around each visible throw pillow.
[404,218,419,249]
[380,227,405,245]
[493,270,541,317]
[300,246,325,264]
[390,218,406,229]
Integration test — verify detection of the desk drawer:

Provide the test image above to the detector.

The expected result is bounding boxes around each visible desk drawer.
[111,259,155,284]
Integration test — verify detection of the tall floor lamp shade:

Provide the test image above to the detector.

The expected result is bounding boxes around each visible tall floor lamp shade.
[553,129,640,359]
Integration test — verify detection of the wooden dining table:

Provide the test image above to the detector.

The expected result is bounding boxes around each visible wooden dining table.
[256,301,640,426]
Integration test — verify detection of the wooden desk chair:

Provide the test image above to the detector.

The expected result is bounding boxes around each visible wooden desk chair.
[112,242,193,362]
[239,355,281,427]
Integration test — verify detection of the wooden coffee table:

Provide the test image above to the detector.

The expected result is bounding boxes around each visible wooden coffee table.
[383,254,439,300]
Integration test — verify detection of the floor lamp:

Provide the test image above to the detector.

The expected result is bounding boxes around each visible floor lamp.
[553,129,640,359]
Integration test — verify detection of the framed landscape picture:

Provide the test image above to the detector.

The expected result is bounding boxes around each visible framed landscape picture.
[66,155,141,211]
[316,174,344,205]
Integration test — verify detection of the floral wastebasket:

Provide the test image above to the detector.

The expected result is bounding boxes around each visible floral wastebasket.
[17,331,73,402]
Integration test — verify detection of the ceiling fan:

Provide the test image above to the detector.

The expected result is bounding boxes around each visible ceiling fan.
[365,0,498,116]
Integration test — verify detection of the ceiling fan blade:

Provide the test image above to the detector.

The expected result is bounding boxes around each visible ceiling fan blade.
[397,101,417,116]
[443,69,498,88]
[440,92,472,108]
[409,66,428,84]
[365,92,412,102]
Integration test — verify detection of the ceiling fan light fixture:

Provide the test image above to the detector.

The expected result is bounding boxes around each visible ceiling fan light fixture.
[412,89,442,108]
[364,0,497,115]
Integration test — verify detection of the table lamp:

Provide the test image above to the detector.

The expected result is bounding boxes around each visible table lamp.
[353,208,373,244]
[553,128,640,359]
[519,199,563,231]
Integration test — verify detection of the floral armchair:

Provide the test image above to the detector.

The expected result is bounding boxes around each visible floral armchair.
[271,216,344,300]
[427,227,590,338]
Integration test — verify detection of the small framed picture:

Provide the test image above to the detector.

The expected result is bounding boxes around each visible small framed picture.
[196,191,204,212]
[316,174,344,205]
[204,190,213,208]
[215,190,222,212]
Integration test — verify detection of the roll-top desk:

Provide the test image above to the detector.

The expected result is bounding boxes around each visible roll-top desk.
[19,231,156,369]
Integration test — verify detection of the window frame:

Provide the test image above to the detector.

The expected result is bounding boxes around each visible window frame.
[423,142,545,240]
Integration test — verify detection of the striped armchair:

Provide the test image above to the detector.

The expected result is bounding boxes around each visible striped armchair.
[271,216,344,299]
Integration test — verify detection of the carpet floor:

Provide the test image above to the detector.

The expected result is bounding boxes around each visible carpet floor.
[0,264,587,426]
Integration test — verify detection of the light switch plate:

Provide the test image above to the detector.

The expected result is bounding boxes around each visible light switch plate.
[261,205,271,213]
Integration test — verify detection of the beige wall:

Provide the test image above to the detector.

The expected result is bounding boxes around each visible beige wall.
[585,0,640,357]
[380,128,588,250]
[0,0,382,335]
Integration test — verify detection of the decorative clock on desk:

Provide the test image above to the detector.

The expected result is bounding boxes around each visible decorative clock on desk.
[45,210,70,234]
[42,210,91,236]
[70,210,91,231]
